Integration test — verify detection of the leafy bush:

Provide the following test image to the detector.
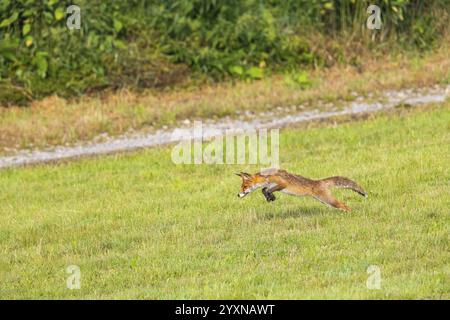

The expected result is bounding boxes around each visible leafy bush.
[0,0,448,105]
[0,0,184,105]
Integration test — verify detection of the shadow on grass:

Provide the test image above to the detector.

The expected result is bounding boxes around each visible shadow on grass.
[259,206,327,220]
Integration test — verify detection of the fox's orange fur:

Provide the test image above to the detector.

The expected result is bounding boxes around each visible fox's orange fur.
[236,168,367,212]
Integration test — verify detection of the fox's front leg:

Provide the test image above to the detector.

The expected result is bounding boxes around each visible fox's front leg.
[262,187,276,202]
[262,184,285,202]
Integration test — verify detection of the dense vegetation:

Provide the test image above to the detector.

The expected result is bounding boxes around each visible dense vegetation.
[0,0,448,105]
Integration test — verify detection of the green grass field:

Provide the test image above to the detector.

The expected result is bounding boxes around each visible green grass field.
[0,105,449,299]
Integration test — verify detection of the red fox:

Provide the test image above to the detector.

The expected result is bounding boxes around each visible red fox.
[236,168,366,212]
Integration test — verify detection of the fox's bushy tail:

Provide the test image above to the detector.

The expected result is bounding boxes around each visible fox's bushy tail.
[321,176,367,197]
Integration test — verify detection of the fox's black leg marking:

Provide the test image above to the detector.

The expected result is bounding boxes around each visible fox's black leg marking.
[262,187,276,202]
[263,184,286,202]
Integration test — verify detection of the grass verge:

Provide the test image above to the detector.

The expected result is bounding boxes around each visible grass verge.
[0,103,448,299]
[0,45,449,154]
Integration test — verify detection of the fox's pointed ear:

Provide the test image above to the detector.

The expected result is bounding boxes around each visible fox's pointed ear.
[240,172,252,179]
[235,172,251,179]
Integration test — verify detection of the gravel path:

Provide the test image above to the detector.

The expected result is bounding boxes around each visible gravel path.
[0,86,448,169]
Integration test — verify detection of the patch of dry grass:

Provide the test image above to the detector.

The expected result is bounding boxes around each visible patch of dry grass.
[0,44,449,154]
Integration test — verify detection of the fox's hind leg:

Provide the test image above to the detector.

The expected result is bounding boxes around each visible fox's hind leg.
[313,192,351,212]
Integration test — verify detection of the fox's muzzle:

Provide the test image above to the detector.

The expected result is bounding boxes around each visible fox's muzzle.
[237,192,248,198]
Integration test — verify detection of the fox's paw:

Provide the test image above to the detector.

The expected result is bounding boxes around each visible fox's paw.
[267,193,276,202]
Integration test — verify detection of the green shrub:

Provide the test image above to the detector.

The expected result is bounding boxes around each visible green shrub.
[0,0,448,105]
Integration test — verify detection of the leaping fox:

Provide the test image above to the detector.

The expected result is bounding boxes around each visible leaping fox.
[236,168,367,212]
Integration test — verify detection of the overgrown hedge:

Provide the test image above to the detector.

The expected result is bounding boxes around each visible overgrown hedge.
[0,0,448,105]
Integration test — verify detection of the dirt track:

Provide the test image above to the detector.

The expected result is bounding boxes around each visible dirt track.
[0,85,448,169]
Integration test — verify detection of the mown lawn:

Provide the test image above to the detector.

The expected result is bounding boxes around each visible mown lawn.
[0,105,449,299]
